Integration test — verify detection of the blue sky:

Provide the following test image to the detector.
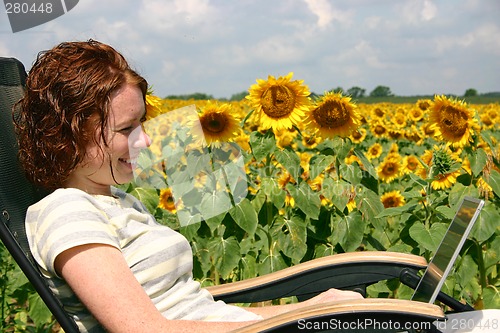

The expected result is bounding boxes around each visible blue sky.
[1,0,499,99]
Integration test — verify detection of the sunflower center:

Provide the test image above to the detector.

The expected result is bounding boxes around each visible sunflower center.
[384,164,396,174]
[261,85,296,119]
[313,100,350,128]
[201,113,227,133]
[441,105,468,138]
[352,130,362,140]
[374,124,386,136]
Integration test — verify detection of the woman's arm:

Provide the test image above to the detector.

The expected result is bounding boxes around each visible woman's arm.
[243,288,364,319]
[55,244,258,333]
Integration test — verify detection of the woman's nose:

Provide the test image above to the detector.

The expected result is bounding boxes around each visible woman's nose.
[130,125,151,149]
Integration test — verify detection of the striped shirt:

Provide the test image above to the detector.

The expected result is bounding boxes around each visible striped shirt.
[26,187,261,332]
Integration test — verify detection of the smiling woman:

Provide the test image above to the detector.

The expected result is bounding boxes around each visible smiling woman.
[13,39,364,333]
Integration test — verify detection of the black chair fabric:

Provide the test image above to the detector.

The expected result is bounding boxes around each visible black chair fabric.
[0,57,80,332]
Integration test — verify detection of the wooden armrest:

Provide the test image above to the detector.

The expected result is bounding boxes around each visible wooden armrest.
[207,251,427,303]
[233,299,444,333]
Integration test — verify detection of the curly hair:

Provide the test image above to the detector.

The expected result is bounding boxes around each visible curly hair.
[14,39,148,190]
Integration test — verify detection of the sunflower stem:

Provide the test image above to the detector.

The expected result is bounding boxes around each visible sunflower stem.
[475,240,487,290]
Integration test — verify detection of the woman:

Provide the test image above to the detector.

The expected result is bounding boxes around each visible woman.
[15,39,362,333]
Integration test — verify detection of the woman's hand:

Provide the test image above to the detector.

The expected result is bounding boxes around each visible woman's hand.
[303,288,364,307]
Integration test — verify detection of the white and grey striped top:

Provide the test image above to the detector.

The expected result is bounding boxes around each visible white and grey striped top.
[26,187,261,332]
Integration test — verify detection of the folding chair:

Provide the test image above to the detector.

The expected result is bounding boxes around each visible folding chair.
[1,56,453,332]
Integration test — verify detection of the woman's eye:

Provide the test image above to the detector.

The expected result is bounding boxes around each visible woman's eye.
[120,126,133,133]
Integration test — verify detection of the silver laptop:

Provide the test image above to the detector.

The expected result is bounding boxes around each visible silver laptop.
[411,196,485,303]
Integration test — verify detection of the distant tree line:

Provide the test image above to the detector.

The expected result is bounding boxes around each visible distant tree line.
[164,86,500,101]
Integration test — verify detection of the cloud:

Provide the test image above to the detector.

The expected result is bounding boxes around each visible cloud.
[303,0,352,29]
[398,0,438,25]
[421,0,438,21]
[138,0,217,36]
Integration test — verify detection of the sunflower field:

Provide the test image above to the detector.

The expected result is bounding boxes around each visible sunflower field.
[123,72,500,311]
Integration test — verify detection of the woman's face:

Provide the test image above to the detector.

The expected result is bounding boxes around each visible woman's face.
[66,84,150,195]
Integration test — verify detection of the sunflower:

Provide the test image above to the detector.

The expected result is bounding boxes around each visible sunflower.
[246,72,311,131]
[377,153,403,183]
[145,93,164,120]
[431,170,461,190]
[371,106,386,120]
[409,106,425,122]
[415,150,433,179]
[302,133,320,149]
[197,101,241,147]
[345,154,362,166]
[417,99,431,111]
[393,112,407,128]
[344,186,357,212]
[159,188,177,213]
[370,120,388,138]
[350,127,367,144]
[404,125,424,144]
[275,128,298,148]
[387,127,404,140]
[381,190,405,208]
[429,145,462,190]
[477,177,493,199]
[365,143,383,160]
[402,155,420,174]
[428,95,477,147]
[305,92,361,138]
[234,132,251,152]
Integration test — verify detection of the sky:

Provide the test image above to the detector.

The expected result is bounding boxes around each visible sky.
[1,0,499,99]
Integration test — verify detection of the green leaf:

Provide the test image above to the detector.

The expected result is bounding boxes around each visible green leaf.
[331,137,352,160]
[309,154,335,180]
[249,130,276,162]
[486,169,500,197]
[435,205,456,220]
[260,177,286,209]
[209,236,241,279]
[238,254,258,280]
[129,187,159,214]
[468,148,488,177]
[375,204,418,218]
[358,189,385,229]
[28,293,53,326]
[258,241,288,275]
[276,215,307,261]
[455,254,478,288]
[200,190,233,220]
[229,199,258,236]
[409,222,448,252]
[336,211,365,252]
[321,177,350,211]
[470,202,498,242]
[286,182,321,219]
[482,286,500,309]
[204,213,226,234]
[339,163,362,185]
[353,148,378,179]
[274,148,301,181]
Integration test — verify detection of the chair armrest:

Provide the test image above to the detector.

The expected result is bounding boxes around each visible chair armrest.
[207,251,427,303]
[232,298,445,333]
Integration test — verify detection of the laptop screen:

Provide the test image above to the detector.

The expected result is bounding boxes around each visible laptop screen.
[411,196,484,303]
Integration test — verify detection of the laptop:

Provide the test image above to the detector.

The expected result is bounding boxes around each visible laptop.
[411,196,485,303]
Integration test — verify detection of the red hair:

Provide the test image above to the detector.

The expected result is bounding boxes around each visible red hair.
[15,39,148,190]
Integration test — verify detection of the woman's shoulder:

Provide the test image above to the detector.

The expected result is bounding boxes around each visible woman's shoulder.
[29,188,101,212]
